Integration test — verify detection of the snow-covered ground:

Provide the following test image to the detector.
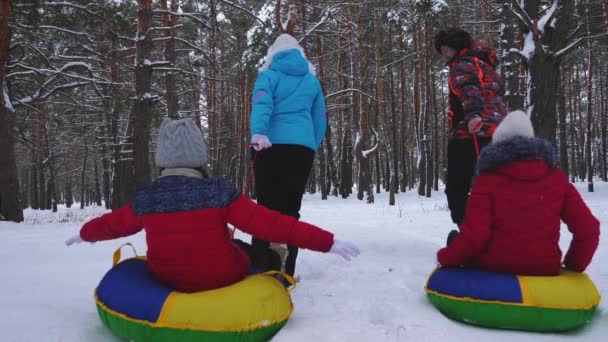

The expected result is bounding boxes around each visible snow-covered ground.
[1,183,606,341]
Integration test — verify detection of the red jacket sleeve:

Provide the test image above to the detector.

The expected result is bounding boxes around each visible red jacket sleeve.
[561,182,600,272]
[224,194,334,252]
[80,204,144,242]
[437,175,493,266]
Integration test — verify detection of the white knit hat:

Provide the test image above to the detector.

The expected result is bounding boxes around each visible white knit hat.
[259,33,316,75]
[155,118,207,168]
[492,110,535,143]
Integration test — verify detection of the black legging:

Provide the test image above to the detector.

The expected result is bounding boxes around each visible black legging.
[445,137,490,225]
[251,144,315,276]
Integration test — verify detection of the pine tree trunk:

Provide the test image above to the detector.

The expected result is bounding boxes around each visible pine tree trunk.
[602,68,608,181]
[568,70,577,182]
[585,15,594,192]
[80,136,88,209]
[31,152,39,210]
[66,176,73,208]
[132,0,153,187]
[557,68,569,177]
[0,0,22,222]
[162,0,179,118]
[399,34,408,193]
[38,161,47,210]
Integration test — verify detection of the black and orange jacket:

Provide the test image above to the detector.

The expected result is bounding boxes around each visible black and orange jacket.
[448,42,507,141]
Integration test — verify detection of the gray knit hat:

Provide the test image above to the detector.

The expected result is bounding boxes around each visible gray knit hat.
[155,118,207,168]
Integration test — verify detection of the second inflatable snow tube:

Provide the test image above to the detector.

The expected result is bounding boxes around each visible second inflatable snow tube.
[94,244,293,341]
[424,267,600,331]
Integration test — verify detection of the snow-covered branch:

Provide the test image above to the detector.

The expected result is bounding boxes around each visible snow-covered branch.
[537,0,558,34]
[41,1,102,16]
[217,0,265,24]
[362,129,379,158]
[300,5,342,40]
[505,0,533,29]
[16,24,89,38]
[555,37,585,58]
[153,10,210,30]
[326,88,378,102]
[14,81,91,107]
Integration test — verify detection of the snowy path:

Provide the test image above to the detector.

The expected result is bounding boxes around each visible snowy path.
[0,183,606,341]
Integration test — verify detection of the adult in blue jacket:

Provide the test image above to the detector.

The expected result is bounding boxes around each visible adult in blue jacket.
[249,33,327,277]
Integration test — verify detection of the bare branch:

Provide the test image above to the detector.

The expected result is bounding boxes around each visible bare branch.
[505,0,534,29]
[217,0,265,24]
[326,88,378,102]
[555,37,585,58]
[153,10,210,30]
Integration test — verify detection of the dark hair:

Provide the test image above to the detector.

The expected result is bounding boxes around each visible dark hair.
[434,28,472,54]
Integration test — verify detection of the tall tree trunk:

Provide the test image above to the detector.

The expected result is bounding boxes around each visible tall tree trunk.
[518,0,576,142]
[132,0,153,187]
[31,151,39,210]
[602,64,608,181]
[38,161,47,210]
[162,0,179,118]
[66,176,73,208]
[567,69,577,182]
[557,68,569,176]
[585,9,594,192]
[389,24,399,204]
[314,33,336,199]
[0,0,22,222]
[94,160,103,206]
[575,65,586,180]
[399,33,408,193]
[80,136,88,210]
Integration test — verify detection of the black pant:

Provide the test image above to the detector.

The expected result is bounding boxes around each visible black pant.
[445,137,490,225]
[251,144,315,276]
[233,239,281,272]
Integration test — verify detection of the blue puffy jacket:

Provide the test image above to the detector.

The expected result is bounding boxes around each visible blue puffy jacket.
[250,49,326,152]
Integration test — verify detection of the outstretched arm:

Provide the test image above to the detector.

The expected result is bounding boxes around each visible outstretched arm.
[80,204,144,242]
[225,194,334,252]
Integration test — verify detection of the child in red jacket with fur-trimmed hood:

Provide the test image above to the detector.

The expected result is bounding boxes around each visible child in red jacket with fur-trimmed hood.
[65,118,359,293]
[438,111,599,275]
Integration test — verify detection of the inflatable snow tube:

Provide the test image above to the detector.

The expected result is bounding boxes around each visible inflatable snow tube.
[94,244,294,342]
[424,267,600,331]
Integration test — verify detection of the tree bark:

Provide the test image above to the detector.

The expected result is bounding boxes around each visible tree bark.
[132,0,153,188]
[557,68,569,177]
[162,0,179,118]
[0,0,23,222]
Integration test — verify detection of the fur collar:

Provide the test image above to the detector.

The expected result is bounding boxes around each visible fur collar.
[477,136,558,173]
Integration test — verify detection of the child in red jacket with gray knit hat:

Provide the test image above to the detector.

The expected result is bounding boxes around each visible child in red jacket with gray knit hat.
[438,110,599,275]
[66,118,359,292]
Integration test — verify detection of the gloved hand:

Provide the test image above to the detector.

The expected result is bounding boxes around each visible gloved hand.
[467,116,483,133]
[329,239,360,261]
[65,234,84,246]
[251,134,272,151]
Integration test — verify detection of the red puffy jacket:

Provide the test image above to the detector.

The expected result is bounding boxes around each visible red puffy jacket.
[438,137,599,275]
[80,176,333,292]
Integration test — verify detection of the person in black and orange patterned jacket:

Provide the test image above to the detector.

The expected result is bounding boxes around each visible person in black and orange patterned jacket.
[434,28,507,236]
